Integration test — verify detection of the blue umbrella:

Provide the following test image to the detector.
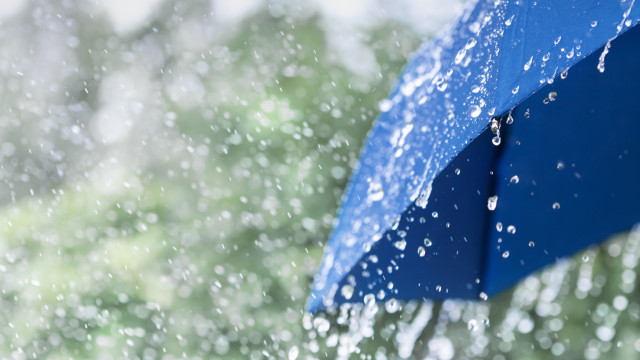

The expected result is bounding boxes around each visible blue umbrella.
[308,0,640,312]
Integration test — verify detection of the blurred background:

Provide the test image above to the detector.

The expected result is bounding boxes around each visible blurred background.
[1,1,639,359]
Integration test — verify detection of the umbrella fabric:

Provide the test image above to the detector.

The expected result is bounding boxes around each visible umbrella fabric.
[308,0,640,312]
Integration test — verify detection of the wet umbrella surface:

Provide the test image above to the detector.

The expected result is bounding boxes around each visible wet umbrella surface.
[309,0,640,312]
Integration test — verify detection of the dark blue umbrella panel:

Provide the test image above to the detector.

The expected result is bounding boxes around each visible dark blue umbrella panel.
[308,0,640,312]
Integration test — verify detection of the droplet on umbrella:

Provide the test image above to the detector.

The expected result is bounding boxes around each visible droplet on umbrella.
[313,317,330,333]
[379,99,393,112]
[436,77,448,91]
[341,285,354,300]
[510,175,519,184]
[557,161,565,170]
[431,211,438,218]
[367,182,384,201]
[417,246,426,257]
[455,48,467,64]
[465,37,477,49]
[435,285,442,292]
[523,56,533,71]
[492,135,501,146]
[552,202,560,210]
[512,85,519,94]
[502,250,510,258]
[560,69,569,79]
[377,289,386,300]
[487,195,498,211]
[496,222,503,232]
[591,20,598,27]
[548,91,557,101]
[394,240,407,251]
[528,241,535,247]
[424,238,432,247]
[506,111,514,124]
[583,255,590,262]
[468,319,479,331]
[469,105,481,118]
[385,298,399,313]
[507,225,516,234]
[479,292,488,301]
[455,168,461,175]
[364,293,376,306]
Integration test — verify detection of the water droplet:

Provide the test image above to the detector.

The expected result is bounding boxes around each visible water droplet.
[397,230,407,238]
[367,182,384,201]
[560,69,569,79]
[469,105,482,118]
[465,37,477,49]
[364,293,376,306]
[598,40,611,73]
[394,240,407,251]
[479,292,488,301]
[548,92,557,101]
[512,85,519,94]
[591,20,598,28]
[523,56,533,71]
[391,215,401,230]
[528,241,535,247]
[435,285,442,292]
[436,77,448,91]
[424,238,432,247]
[288,346,299,360]
[524,109,530,118]
[510,175,519,184]
[502,250,510,258]
[487,195,498,211]
[583,255,589,262]
[482,318,490,326]
[385,298,399,313]
[455,48,467,64]
[506,112,514,124]
[507,225,516,234]
[379,99,393,112]
[377,289,386,300]
[496,222,503,232]
[543,98,550,104]
[455,168,461,175]
[431,211,438,218]
[557,161,565,170]
[492,136,501,146]
[341,285,354,300]
[554,36,562,45]
[313,317,330,333]
[542,52,550,61]
[491,118,500,133]
[417,246,426,257]
[468,319,478,331]
[552,202,560,210]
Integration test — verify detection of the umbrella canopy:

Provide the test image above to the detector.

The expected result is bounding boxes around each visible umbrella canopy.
[308,0,640,312]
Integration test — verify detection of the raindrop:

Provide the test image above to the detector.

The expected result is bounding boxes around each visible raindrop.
[507,225,516,234]
[529,241,535,247]
[364,293,376,306]
[465,37,477,49]
[496,222,503,232]
[436,77,448,91]
[512,85,519,94]
[583,255,589,262]
[524,109,530,118]
[313,317,330,333]
[468,319,479,331]
[341,284,354,300]
[492,136,501,146]
[385,299,400,313]
[487,195,498,211]
[454,48,467,64]
[482,318,490,326]
[479,292,488,301]
[379,99,393,112]
[455,168,461,175]
[435,285,442,292]
[552,202,561,210]
[391,215,401,230]
[394,240,407,251]
[288,346,299,360]
[424,238,433,247]
[367,182,384,201]
[591,20,598,28]
[417,246,426,257]
[506,111,514,124]
[597,40,611,73]
[543,98,550,104]
[502,250,510,258]
[377,289,386,300]
[560,69,569,79]
[523,56,533,71]
[431,211,438,218]
[510,175,519,184]
[557,161,565,170]
[469,105,482,118]
[490,118,500,133]
[548,91,557,101]
[554,36,562,45]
